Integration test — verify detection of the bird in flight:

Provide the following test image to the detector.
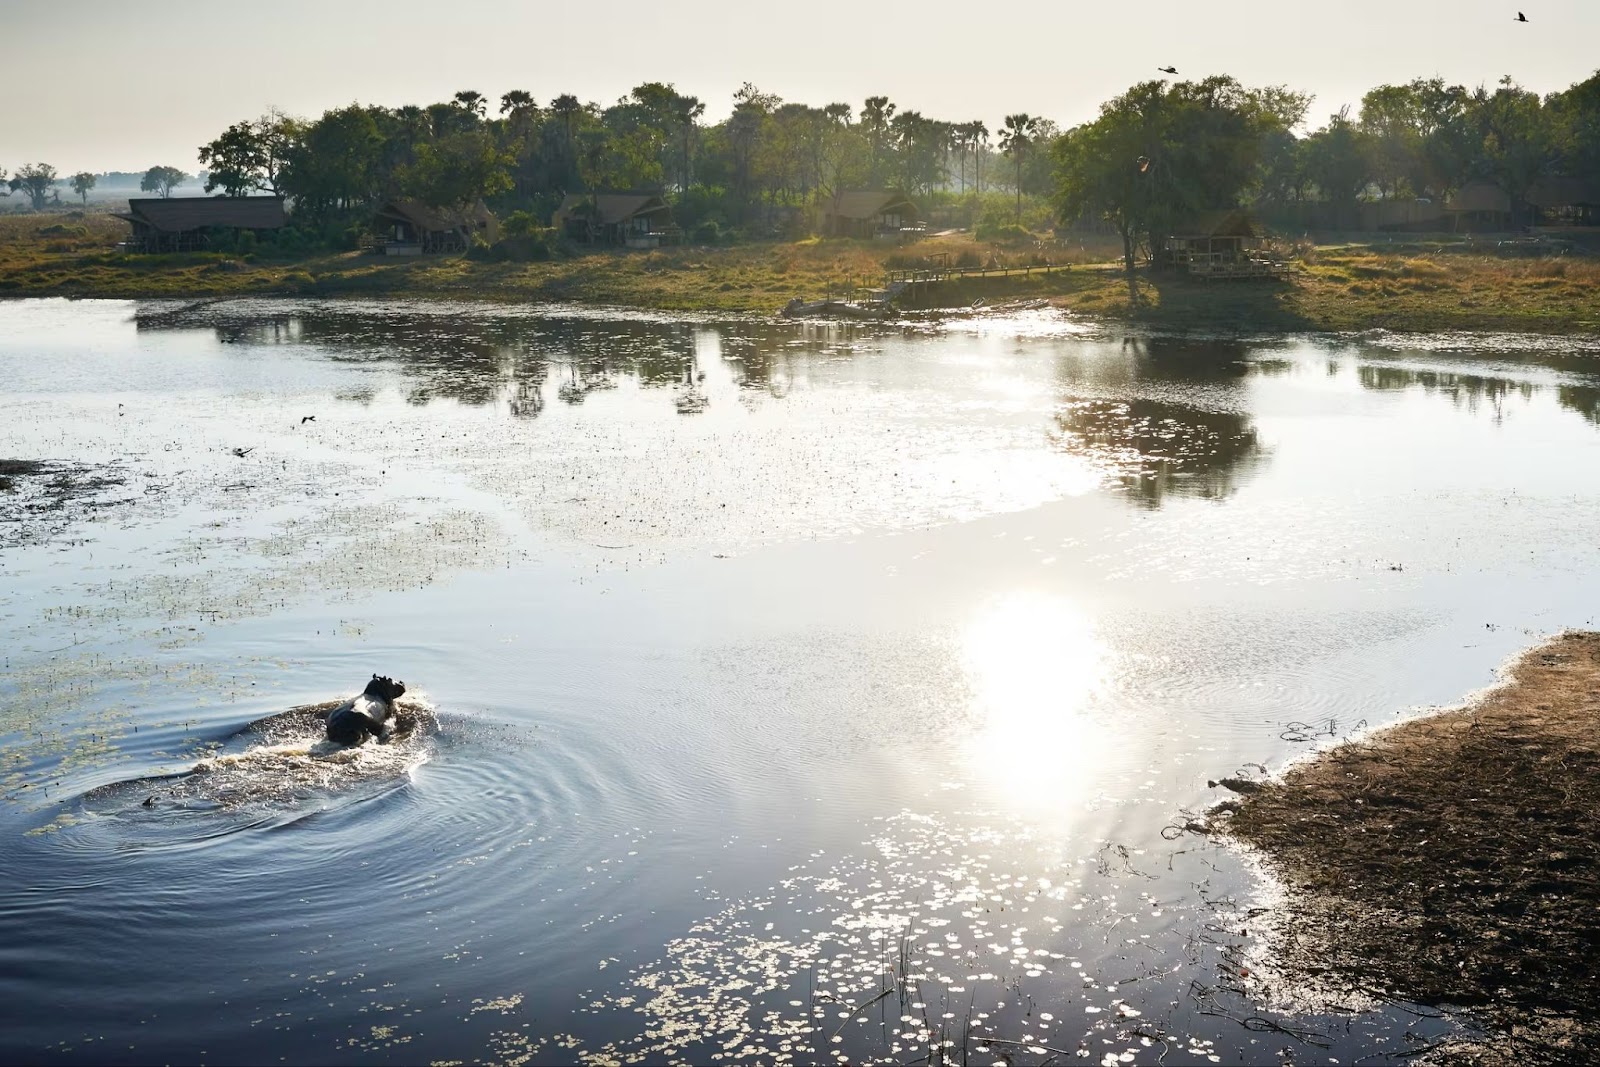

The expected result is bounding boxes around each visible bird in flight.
[1136,156,1152,173]
[1515,11,1528,21]
[231,447,254,458]
[1158,66,1178,74]
[301,415,316,424]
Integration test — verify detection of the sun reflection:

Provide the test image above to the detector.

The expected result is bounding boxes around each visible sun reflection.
[960,592,1112,813]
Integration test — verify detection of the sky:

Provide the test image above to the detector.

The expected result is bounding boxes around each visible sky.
[3,0,1598,173]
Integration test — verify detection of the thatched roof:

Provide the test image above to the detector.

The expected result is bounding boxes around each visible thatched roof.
[1170,209,1259,238]
[823,190,919,221]
[375,198,495,233]
[1445,181,1512,214]
[554,193,670,226]
[115,196,286,232]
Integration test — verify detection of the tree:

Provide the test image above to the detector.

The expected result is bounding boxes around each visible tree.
[1301,108,1375,218]
[279,105,382,213]
[398,130,511,207]
[860,96,896,184]
[499,89,535,117]
[1549,70,1600,186]
[70,171,97,205]
[14,162,59,209]
[999,113,1039,222]
[201,121,268,196]
[141,165,189,198]
[1470,77,1555,226]
[453,90,487,121]
[1054,77,1307,272]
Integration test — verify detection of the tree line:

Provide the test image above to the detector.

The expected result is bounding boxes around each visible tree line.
[179,86,1053,239]
[6,68,1598,254]
[1056,71,1600,270]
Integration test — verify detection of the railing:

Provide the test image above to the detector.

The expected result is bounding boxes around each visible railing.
[884,261,1060,288]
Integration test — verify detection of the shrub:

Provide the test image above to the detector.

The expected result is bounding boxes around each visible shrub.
[484,232,555,262]
[975,222,1033,243]
[502,210,543,238]
[692,220,722,245]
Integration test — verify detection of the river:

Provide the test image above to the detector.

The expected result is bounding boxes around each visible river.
[2,297,1598,1065]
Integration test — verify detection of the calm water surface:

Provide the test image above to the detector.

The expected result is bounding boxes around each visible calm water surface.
[2,298,1599,1065]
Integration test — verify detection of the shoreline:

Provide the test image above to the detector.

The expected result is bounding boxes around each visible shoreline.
[5,270,1600,338]
[6,215,1600,335]
[1214,632,1600,1064]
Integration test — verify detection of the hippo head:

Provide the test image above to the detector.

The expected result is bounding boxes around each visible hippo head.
[364,674,407,702]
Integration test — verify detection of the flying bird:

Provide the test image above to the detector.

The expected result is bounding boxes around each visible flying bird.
[1158,66,1178,74]
[1136,155,1151,173]
[1515,11,1528,21]
[301,415,316,424]
[231,447,254,458]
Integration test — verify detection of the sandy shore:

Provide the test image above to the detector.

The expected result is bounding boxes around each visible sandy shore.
[1215,632,1600,1065]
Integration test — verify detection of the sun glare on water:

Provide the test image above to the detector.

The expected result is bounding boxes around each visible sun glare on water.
[959,591,1112,814]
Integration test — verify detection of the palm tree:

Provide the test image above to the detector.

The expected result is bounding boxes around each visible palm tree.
[499,89,535,117]
[861,95,896,184]
[967,121,989,193]
[999,113,1038,223]
[673,94,706,193]
[452,90,487,122]
[550,94,581,149]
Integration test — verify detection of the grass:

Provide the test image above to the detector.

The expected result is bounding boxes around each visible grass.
[5,212,1600,333]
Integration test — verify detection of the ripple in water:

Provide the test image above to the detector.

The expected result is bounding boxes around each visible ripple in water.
[72,697,438,846]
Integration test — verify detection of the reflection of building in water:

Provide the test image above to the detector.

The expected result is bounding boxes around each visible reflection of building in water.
[508,363,547,419]
[1051,397,1264,508]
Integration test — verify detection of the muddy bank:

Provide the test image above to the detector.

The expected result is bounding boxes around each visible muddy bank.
[0,458,138,549]
[1217,632,1600,1064]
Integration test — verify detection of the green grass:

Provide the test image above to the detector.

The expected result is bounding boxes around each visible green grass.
[5,212,1600,333]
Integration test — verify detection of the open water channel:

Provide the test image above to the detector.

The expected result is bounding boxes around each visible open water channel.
[2,297,1599,1065]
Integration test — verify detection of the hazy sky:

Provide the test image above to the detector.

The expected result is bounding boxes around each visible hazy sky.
[4,0,1598,172]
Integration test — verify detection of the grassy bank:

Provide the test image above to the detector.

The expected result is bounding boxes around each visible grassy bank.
[1215,632,1600,1065]
[5,213,1600,333]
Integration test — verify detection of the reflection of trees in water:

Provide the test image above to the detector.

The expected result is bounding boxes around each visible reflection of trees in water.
[1047,336,1266,508]
[133,304,826,412]
[1051,397,1264,508]
[1356,365,1534,418]
[1560,385,1600,426]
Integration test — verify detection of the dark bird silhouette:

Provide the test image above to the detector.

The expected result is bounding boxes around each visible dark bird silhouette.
[231,447,254,458]
[1515,10,1528,21]
[1158,66,1178,74]
[301,415,315,424]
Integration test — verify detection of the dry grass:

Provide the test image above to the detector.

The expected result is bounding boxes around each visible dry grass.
[1217,632,1600,1065]
[4,215,1600,333]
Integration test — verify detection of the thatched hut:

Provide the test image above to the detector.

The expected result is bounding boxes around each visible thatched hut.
[373,199,498,254]
[553,193,674,247]
[114,196,286,253]
[818,190,921,238]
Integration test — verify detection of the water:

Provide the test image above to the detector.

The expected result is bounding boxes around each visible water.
[2,297,1598,1065]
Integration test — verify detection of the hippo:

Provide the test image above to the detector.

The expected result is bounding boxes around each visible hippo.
[325,675,407,745]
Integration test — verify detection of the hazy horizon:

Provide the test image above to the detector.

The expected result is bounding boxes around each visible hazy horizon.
[4,0,1598,173]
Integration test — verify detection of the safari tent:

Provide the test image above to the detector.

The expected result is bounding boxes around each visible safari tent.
[114,196,287,253]
[818,190,921,238]
[373,198,498,254]
[553,193,675,248]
